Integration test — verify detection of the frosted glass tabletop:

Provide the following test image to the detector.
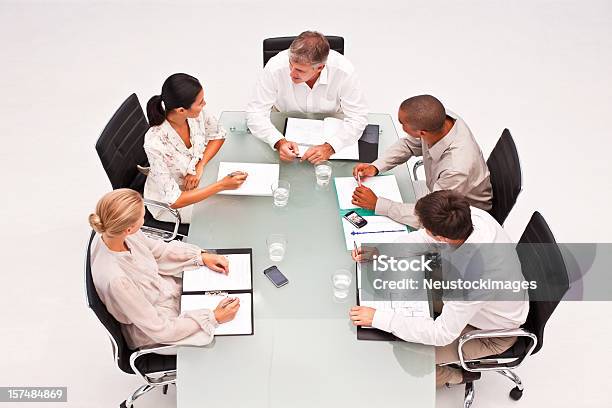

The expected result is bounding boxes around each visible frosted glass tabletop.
[177,111,434,408]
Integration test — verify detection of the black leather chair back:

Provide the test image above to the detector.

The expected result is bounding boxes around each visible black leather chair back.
[486,129,522,225]
[263,36,345,66]
[517,212,570,355]
[85,231,135,374]
[95,94,149,193]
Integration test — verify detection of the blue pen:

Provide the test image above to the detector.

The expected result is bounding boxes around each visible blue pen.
[351,229,406,235]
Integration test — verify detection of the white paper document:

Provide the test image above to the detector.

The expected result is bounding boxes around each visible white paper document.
[181,293,253,335]
[285,117,359,160]
[217,162,279,196]
[341,215,410,250]
[183,253,252,292]
[334,175,404,210]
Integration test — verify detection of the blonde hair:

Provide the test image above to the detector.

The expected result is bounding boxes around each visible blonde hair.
[88,189,144,237]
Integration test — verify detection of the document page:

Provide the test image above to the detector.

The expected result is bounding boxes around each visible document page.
[341,215,410,250]
[181,293,253,335]
[334,175,403,210]
[183,253,252,292]
[217,162,279,196]
[286,117,359,160]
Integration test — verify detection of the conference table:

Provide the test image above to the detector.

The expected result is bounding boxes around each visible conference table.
[177,111,435,407]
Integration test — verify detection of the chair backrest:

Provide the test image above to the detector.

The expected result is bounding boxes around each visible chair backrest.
[516,212,570,355]
[95,94,150,193]
[263,35,345,67]
[486,129,522,225]
[84,231,135,374]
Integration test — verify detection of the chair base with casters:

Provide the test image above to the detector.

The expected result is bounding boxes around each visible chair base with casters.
[441,327,536,407]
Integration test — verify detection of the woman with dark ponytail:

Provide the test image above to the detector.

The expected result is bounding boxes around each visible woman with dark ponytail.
[144,73,247,223]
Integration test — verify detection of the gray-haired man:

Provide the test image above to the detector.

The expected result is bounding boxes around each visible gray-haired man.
[247,31,368,163]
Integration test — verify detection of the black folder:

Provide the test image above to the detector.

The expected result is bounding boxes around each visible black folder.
[181,248,254,336]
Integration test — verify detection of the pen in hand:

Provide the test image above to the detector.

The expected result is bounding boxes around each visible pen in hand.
[357,172,362,187]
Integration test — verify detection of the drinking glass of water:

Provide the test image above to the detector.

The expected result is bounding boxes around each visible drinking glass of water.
[331,269,352,301]
[267,234,287,262]
[314,161,332,187]
[271,180,290,207]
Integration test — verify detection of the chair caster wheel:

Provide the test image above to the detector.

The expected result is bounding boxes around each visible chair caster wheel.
[509,387,523,400]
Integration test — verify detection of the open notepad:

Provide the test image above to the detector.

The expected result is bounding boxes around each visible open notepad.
[284,117,359,160]
[216,162,279,196]
[181,248,254,336]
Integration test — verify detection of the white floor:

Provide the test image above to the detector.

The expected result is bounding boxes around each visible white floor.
[1,1,611,407]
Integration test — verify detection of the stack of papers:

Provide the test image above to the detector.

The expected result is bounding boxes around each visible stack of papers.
[181,293,253,335]
[334,175,403,210]
[183,253,252,292]
[340,215,410,250]
[334,175,410,249]
[216,162,279,196]
[285,117,359,160]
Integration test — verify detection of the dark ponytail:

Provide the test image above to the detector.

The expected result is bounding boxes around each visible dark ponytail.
[146,73,203,127]
[146,95,166,127]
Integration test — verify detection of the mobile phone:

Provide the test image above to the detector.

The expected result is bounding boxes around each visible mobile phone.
[344,210,368,228]
[263,266,289,288]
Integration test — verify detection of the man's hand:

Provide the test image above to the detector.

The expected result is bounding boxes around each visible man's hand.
[352,185,378,210]
[351,246,378,263]
[184,166,204,190]
[352,163,378,180]
[202,253,229,274]
[301,143,334,164]
[349,306,376,326]
[275,139,299,162]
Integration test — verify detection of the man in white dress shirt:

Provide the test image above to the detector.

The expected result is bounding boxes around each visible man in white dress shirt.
[350,190,529,387]
[246,31,368,163]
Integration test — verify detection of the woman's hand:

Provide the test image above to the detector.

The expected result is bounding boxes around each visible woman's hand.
[184,166,204,191]
[214,297,241,324]
[219,172,248,190]
[202,253,229,274]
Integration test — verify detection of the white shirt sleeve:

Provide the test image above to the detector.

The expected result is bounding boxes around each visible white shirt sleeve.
[327,71,369,152]
[372,301,485,346]
[246,68,284,149]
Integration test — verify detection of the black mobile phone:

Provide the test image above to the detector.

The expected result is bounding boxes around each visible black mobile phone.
[263,266,289,288]
[344,210,368,228]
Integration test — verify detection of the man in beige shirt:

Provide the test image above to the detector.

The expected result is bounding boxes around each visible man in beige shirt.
[352,95,492,227]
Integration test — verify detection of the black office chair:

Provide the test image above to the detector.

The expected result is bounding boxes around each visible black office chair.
[95,93,189,241]
[486,128,522,225]
[448,212,570,408]
[263,35,345,66]
[412,128,522,225]
[84,231,177,408]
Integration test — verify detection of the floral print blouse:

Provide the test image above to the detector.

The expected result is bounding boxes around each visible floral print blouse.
[143,110,226,222]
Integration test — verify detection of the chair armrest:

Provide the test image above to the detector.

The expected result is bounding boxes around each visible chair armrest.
[129,344,178,384]
[458,328,537,372]
[412,160,424,181]
[142,199,182,242]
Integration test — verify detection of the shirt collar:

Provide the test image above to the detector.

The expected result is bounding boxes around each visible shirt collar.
[427,111,458,161]
[318,64,329,85]
[162,120,192,154]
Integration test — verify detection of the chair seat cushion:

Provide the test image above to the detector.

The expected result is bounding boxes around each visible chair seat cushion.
[133,353,176,374]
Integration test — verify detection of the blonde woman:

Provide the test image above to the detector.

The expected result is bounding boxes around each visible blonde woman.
[88,188,240,350]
